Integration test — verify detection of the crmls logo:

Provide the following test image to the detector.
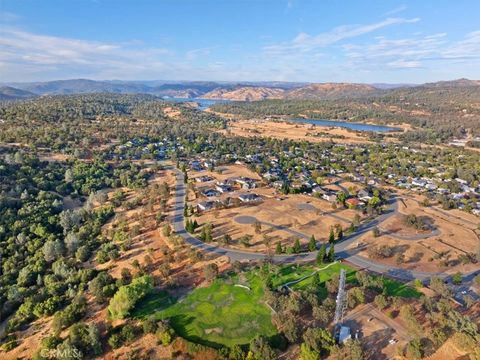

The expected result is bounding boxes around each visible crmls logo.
[40,348,82,359]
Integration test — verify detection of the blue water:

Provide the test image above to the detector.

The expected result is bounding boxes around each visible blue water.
[162,97,230,110]
[290,118,400,133]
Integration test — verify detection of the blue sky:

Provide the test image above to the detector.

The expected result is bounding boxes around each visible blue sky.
[1,0,480,83]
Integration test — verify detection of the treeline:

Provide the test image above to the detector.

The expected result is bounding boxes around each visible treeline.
[0,94,226,152]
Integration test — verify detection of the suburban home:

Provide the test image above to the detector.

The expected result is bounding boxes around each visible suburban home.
[312,186,325,195]
[195,175,214,183]
[322,191,337,202]
[201,189,220,197]
[353,174,366,182]
[357,189,372,201]
[238,193,262,203]
[197,201,217,212]
[412,178,427,187]
[203,160,214,169]
[215,183,233,193]
[232,177,257,189]
[346,198,364,208]
[272,180,284,189]
[190,160,203,171]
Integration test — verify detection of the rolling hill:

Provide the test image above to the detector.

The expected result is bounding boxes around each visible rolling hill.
[284,82,379,100]
[0,86,37,100]
[202,86,285,101]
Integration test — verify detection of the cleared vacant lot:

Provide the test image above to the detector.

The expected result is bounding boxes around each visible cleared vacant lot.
[219,118,376,145]
[355,194,480,274]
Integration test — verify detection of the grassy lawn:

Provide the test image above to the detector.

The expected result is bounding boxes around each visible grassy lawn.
[131,290,174,318]
[382,278,421,298]
[134,273,277,348]
[269,263,316,289]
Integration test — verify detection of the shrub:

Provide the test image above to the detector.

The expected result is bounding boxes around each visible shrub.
[108,275,153,319]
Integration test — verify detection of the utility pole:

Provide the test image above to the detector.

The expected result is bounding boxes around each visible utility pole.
[334,268,347,325]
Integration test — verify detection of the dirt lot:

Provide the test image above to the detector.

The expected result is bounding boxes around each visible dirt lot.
[343,304,409,360]
[189,165,364,252]
[220,118,375,145]
[353,193,480,274]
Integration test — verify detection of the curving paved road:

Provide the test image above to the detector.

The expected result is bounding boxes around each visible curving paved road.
[171,168,479,282]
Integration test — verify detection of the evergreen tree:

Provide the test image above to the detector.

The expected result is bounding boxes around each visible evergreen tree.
[200,226,207,241]
[308,235,317,252]
[337,227,343,240]
[317,244,326,264]
[293,238,301,254]
[311,272,320,289]
[328,228,335,244]
[275,242,283,254]
[281,181,290,194]
[204,223,213,242]
[328,245,335,262]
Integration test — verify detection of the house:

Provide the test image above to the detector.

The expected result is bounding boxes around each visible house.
[215,183,232,193]
[322,191,337,202]
[346,198,363,208]
[232,177,257,189]
[195,175,214,183]
[312,186,325,195]
[201,189,220,197]
[203,161,214,170]
[238,193,262,203]
[357,189,372,202]
[412,178,427,187]
[190,160,202,171]
[272,180,284,189]
[197,201,217,212]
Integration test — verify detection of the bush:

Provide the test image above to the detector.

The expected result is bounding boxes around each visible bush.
[108,275,153,319]
[108,333,123,349]
[142,317,158,334]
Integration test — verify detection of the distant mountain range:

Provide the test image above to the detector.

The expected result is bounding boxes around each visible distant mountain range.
[1,78,479,101]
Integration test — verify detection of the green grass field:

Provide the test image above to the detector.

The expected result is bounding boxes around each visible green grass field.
[132,262,420,347]
[134,273,277,348]
[382,278,421,298]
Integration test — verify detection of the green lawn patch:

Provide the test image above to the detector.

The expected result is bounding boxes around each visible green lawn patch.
[382,278,421,298]
[131,290,174,318]
[289,263,356,291]
[134,273,276,348]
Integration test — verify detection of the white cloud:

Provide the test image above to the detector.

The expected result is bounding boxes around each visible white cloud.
[343,30,480,70]
[263,17,420,56]
[383,5,407,17]
[185,47,212,61]
[388,59,422,69]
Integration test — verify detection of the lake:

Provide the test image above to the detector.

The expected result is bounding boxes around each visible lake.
[162,97,230,110]
[289,118,401,133]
